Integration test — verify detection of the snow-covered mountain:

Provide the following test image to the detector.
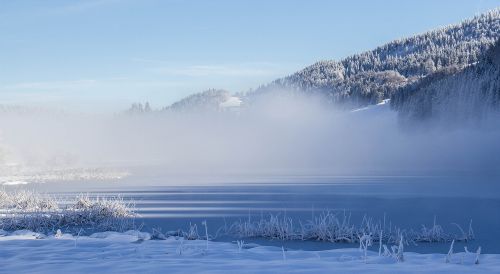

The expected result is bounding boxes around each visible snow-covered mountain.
[250,9,500,108]
[139,9,500,117]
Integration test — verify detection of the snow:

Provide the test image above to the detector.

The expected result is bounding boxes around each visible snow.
[1,180,29,186]
[0,230,498,273]
[376,99,391,106]
[351,99,391,113]
[220,96,242,108]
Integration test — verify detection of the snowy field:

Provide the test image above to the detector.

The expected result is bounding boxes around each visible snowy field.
[0,229,495,274]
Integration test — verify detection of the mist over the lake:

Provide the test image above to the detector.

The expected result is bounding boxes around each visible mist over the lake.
[1,93,500,178]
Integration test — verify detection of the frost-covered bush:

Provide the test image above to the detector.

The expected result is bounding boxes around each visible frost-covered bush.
[227,211,474,245]
[228,214,296,241]
[0,190,58,212]
[0,191,135,233]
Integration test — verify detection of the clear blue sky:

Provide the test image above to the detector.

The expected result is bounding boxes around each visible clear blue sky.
[0,0,499,111]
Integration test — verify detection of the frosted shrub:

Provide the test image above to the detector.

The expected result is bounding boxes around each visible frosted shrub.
[55,229,63,238]
[0,190,58,212]
[229,213,296,241]
[475,247,481,264]
[151,227,167,240]
[445,240,455,263]
[228,211,474,246]
[380,235,405,262]
[394,235,405,262]
[183,223,200,240]
[417,216,446,242]
[445,241,482,265]
[359,234,373,261]
[0,191,135,233]
[236,240,244,253]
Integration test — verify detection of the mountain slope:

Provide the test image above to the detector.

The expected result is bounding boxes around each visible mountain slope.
[163,89,238,113]
[391,38,500,124]
[249,9,500,108]
[153,9,500,114]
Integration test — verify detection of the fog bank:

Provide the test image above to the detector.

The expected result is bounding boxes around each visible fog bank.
[1,95,500,177]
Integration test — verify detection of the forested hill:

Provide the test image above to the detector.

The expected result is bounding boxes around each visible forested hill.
[391,38,500,124]
[132,9,500,115]
[163,89,234,113]
[248,9,500,108]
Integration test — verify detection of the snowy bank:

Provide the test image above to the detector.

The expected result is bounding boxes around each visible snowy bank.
[0,230,496,274]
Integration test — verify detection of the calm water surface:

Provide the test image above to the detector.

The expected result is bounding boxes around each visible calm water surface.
[11,172,500,253]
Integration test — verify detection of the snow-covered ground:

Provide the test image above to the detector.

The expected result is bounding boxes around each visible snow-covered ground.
[351,99,391,113]
[0,230,496,273]
[0,166,129,186]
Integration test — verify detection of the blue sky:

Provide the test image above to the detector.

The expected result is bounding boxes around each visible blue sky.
[0,0,499,111]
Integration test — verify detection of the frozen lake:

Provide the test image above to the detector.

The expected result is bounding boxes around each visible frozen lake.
[10,170,500,253]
